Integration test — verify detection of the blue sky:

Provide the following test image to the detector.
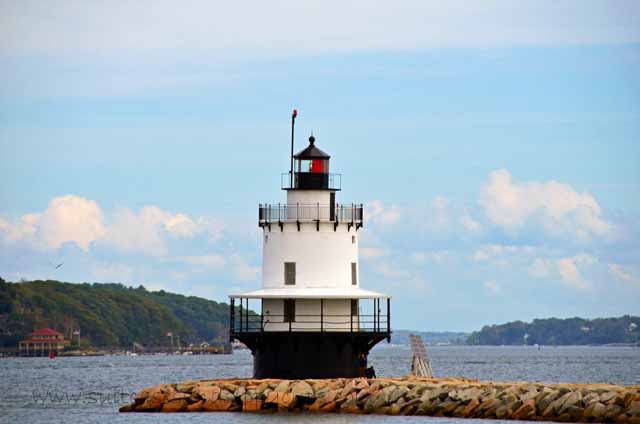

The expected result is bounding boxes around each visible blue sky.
[1,1,639,331]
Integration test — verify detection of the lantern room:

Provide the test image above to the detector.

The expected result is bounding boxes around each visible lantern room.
[291,135,333,190]
[296,135,329,173]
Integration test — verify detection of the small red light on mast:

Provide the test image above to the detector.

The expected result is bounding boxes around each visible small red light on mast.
[292,109,298,119]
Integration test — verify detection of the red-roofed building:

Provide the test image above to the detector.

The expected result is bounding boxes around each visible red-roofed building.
[19,328,70,356]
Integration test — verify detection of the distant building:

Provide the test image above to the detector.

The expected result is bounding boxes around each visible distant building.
[18,328,70,357]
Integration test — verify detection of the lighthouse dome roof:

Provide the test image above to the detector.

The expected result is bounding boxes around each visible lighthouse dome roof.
[294,135,330,159]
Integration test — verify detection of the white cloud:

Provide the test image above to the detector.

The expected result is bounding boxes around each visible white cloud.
[479,169,613,242]
[484,280,501,294]
[164,213,198,238]
[231,259,260,283]
[178,254,226,268]
[105,206,204,256]
[528,258,551,278]
[608,264,640,286]
[473,245,501,262]
[411,250,451,264]
[415,196,461,238]
[427,196,453,231]
[431,196,448,209]
[229,255,262,283]
[105,207,169,256]
[372,262,411,280]
[0,213,39,243]
[368,197,483,241]
[2,1,638,57]
[556,254,596,290]
[472,244,536,262]
[37,195,106,251]
[571,253,597,265]
[2,2,639,101]
[460,214,482,234]
[360,247,390,259]
[200,218,226,243]
[367,200,401,227]
[0,195,207,256]
[407,276,431,294]
[470,244,602,289]
[557,258,585,289]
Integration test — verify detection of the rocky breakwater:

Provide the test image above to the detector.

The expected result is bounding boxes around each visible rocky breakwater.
[120,377,640,423]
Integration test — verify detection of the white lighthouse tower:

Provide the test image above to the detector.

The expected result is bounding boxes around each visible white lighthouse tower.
[230,111,391,379]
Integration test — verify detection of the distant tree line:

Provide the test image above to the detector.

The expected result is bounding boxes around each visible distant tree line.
[0,278,242,348]
[391,330,469,345]
[466,316,640,345]
[3,278,637,348]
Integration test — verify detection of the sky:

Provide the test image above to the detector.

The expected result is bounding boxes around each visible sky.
[1,1,639,332]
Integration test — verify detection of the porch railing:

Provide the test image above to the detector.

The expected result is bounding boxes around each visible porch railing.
[230,313,390,334]
[230,295,391,335]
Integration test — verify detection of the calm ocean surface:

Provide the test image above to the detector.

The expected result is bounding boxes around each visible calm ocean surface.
[1,345,638,424]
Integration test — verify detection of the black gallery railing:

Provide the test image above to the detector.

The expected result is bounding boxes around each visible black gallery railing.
[281,172,342,190]
[258,203,363,229]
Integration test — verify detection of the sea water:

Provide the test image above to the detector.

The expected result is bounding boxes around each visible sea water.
[1,345,638,423]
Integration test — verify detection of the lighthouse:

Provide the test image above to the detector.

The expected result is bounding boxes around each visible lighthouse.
[229,111,391,379]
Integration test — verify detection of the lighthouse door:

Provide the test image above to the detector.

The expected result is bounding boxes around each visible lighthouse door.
[330,192,336,221]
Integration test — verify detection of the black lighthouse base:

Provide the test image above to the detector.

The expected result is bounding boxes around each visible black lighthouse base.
[235,332,389,379]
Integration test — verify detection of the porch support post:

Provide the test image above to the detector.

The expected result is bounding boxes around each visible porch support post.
[230,297,235,339]
[387,297,391,333]
[350,305,353,332]
[320,299,324,332]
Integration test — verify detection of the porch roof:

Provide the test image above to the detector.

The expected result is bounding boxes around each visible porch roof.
[229,287,390,299]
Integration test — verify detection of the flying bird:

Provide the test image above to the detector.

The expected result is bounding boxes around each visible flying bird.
[49,261,63,269]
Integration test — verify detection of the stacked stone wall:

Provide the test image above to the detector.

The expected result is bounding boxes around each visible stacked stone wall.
[120,377,640,423]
